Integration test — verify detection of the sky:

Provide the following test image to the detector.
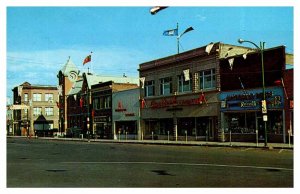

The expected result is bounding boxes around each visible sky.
[5,3,294,104]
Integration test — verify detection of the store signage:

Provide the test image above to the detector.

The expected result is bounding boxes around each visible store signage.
[125,113,135,117]
[115,101,126,112]
[149,95,206,109]
[219,87,284,111]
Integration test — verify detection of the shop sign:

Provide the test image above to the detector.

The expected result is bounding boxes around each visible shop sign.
[125,113,135,117]
[219,87,284,111]
[149,95,206,109]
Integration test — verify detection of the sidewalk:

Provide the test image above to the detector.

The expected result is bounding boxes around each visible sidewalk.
[9,136,293,150]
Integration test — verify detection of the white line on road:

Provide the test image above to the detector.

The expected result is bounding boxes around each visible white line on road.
[61,161,293,171]
[279,149,284,153]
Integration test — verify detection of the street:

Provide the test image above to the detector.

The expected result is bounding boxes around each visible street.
[7,137,293,187]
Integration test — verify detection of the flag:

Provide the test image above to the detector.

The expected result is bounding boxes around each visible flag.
[178,26,194,38]
[150,6,168,15]
[163,28,178,36]
[228,58,234,70]
[205,42,214,55]
[83,54,91,65]
[140,77,145,88]
[18,86,23,96]
[183,69,190,81]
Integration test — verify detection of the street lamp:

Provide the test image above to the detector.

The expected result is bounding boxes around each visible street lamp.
[238,38,268,147]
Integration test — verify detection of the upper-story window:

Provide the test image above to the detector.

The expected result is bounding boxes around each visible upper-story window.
[199,69,216,90]
[104,96,111,109]
[24,93,28,102]
[145,80,155,97]
[160,77,172,95]
[178,74,192,93]
[33,93,42,101]
[33,107,42,116]
[45,107,54,116]
[45,93,54,102]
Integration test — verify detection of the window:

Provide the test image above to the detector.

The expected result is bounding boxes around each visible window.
[93,98,99,110]
[160,77,172,95]
[199,69,216,90]
[45,93,54,102]
[45,107,54,116]
[178,74,192,93]
[33,93,42,101]
[33,107,42,116]
[145,80,155,97]
[24,93,28,102]
[104,96,111,108]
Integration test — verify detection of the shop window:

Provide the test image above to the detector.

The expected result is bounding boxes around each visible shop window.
[226,112,256,134]
[145,80,155,97]
[160,77,172,95]
[178,74,192,93]
[199,69,216,90]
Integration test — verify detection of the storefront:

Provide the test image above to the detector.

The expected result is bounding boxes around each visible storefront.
[141,92,219,141]
[112,88,140,140]
[219,86,285,143]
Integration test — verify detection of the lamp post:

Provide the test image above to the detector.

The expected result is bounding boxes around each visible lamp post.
[238,39,268,147]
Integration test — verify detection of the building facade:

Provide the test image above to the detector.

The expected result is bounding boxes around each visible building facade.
[138,42,251,141]
[219,45,290,143]
[57,57,81,134]
[91,81,139,139]
[11,82,59,136]
[112,88,140,140]
[139,42,292,143]
[66,71,139,138]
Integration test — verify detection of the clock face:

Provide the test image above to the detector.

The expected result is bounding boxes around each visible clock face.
[68,71,78,82]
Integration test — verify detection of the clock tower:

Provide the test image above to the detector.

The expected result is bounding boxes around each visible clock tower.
[57,57,80,134]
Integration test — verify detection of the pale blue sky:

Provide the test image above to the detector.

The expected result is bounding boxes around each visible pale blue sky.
[6,6,294,102]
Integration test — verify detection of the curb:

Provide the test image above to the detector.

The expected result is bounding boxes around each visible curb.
[7,136,293,150]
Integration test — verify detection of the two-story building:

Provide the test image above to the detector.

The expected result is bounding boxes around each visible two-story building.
[138,42,252,141]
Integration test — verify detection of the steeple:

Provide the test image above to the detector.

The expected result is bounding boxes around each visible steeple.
[58,56,80,77]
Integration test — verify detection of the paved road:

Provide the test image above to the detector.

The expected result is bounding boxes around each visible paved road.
[7,137,293,187]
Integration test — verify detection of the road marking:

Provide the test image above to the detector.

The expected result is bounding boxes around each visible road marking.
[279,149,284,153]
[62,161,293,171]
[242,148,253,151]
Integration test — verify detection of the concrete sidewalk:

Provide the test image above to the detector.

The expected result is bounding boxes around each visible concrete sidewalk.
[9,136,293,150]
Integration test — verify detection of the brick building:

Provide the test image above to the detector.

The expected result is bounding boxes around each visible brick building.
[57,57,81,134]
[91,81,139,139]
[139,42,293,143]
[66,72,139,138]
[11,82,59,136]
[138,42,251,141]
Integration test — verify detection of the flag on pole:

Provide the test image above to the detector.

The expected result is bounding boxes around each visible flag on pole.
[150,6,168,15]
[83,54,91,65]
[178,26,194,38]
[163,28,178,36]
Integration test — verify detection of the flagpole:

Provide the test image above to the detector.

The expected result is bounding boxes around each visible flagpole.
[90,51,93,73]
[177,23,179,54]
